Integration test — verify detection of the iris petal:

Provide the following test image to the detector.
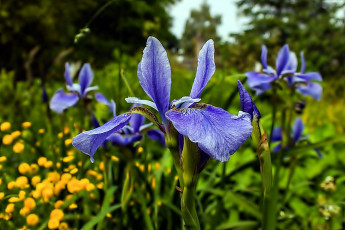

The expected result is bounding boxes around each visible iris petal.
[281,52,297,75]
[125,97,158,111]
[292,117,304,143]
[165,104,252,162]
[276,44,290,76]
[72,113,132,162]
[78,63,94,97]
[95,93,111,105]
[64,63,73,86]
[107,133,142,146]
[50,89,79,114]
[130,104,145,133]
[190,39,215,99]
[261,45,268,69]
[237,81,261,120]
[147,129,166,146]
[296,72,322,82]
[246,71,276,87]
[296,82,322,100]
[271,127,282,142]
[138,37,171,124]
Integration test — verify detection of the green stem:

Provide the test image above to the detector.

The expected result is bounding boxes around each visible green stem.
[269,85,277,145]
[181,185,200,230]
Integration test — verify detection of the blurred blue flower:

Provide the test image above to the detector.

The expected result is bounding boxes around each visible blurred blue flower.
[50,63,98,113]
[73,37,252,164]
[271,117,322,157]
[237,80,261,121]
[246,45,322,100]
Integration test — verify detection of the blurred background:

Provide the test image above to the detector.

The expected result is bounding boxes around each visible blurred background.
[1,0,345,229]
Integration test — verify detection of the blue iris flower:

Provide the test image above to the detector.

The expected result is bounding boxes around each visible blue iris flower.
[50,63,98,113]
[246,45,322,100]
[271,117,322,157]
[73,37,252,163]
[237,80,261,121]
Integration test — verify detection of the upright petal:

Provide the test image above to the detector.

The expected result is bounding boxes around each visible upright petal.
[281,52,297,75]
[261,45,268,69]
[271,127,282,142]
[138,37,171,123]
[147,129,166,146]
[276,44,290,76]
[129,104,145,133]
[78,63,94,97]
[190,39,215,99]
[50,90,79,114]
[237,81,261,120]
[300,52,306,73]
[72,113,132,162]
[64,63,73,86]
[296,82,322,100]
[292,118,304,143]
[165,104,252,162]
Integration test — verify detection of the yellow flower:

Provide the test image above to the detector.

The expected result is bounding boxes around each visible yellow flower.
[24,198,36,211]
[67,178,82,193]
[111,155,119,162]
[26,213,39,226]
[58,132,63,138]
[59,222,69,230]
[30,164,39,174]
[64,139,72,146]
[20,207,30,216]
[68,203,77,210]
[137,146,144,153]
[42,187,54,202]
[54,200,64,209]
[61,173,72,182]
[54,181,66,195]
[70,168,78,175]
[1,122,11,131]
[22,122,31,129]
[38,129,45,134]
[50,209,64,221]
[48,218,60,229]
[18,163,31,174]
[31,176,41,186]
[38,157,47,166]
[5,203,15,213]
[0,156,7,162]
[13,142,25,153]
[99,162,104,171]
[19,190,26,200]
[15,176,29,188]
[0,192,4,200]
[11,131,21,139]
[64,126,69,134]
[8,181,16,189]
[97,182,104,189]
[86,183,95,192]
[62,156,74,163]
[56,162,61,168]
[44,161,53,168]
[157,200,162,206]
[155,162,161,170]
[3,134,13,145]
[48,172,60,183]
[9,197,21,203]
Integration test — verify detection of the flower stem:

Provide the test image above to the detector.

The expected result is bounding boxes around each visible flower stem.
[181,185,200,230]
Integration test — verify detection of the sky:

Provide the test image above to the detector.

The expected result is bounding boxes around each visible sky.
[169,0,249,42]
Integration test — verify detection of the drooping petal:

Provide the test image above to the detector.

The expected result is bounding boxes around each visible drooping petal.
[92,114,100,128]
[138,37,171,123]
[110,100,116,117]
[50,89,79,114]
[281,52,297,75]
[64,62,73,86]
[125,97,158,111]
[261,45,268,69]
[271,127,282,142]
[78,63,94,97]
[237,81,261,120]
[72,113,132,162]
[251,83,272,95]
[296,82,322,100]
[246,71,276,88]
[130,104,145,133]
[296,72,322,82]
[276,44,290,76]
[171,96,201,109]
[300,52,306,73]
[165,104,252,162]
[147,129,166,146]
[190,39,215,99]
[95,93,111,105]
[292,117,304,143]
[107,133,142,146]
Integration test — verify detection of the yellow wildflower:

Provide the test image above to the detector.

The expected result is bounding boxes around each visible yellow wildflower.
[48,218,60,229]
[18,163,31,174]
[26,213,39,226]
[70,168,78,174]
[157,200,162,206]
[54,181,66,195]
[22,122,31,129]
[59,222,69,230]
[64,139,72,146]
[5,203,15,213]
[86,183,95,192]
[61,173,72,182]
[63,126,69,134]
[31,176,41,186]
[8,181,16,189]
[62,156,74,163]
[56,162,61,168]
[30,164,39,174]
[42,187,54,202]
[38,129,45,134]
[97,182,104,189]
[44,161,53,168]
[0,192,4,200]
[19,190,26,200]
[54,200,64,209]
[9,197,21,203]
[13,142,25,153]
[48,172,60,183]
[11,131,21,139]
[24,198,36,211]
[0,122,11,131]
[111,155,119,162]
[38,157,47,166]
[58,132,63,138]
[69,203,78,210]
[50,209,64,221]
[0,156,7,162]
[20,207,30,216]
[16,176,29,188]
[3,134,13,145]
[137,146,144,153]
[155,162,161,170]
